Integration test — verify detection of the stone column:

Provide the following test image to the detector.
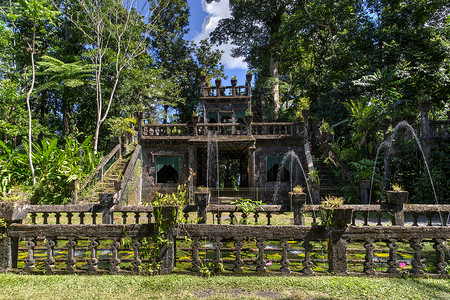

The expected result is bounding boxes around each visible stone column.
[248,145,256,187]
[382,119,391,191]
[418,102,432,163]
[136,111,143,143]
[0,202,29,272]
[99,193,115,224]
[360,180,370,204]
[188,146,196,203]
[195,192,210,224]
[290,193,306,225]
[157,206,178,274]
[327,208,352,274]
[386,191,407,226]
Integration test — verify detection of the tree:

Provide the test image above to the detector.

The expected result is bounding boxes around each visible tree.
[208,0,296,117]
[1,0,59,185]
[64,0,169,152]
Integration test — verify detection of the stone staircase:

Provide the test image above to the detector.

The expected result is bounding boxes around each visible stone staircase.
[314,160,342,199]
[79,159,129,203]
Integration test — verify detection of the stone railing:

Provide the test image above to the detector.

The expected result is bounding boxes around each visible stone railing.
[1,201,450,276]
[140,122,303,138]
[201,85,250,98]
[429,120,450,139]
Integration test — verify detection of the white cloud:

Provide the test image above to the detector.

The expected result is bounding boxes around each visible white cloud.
[194,0,247,71]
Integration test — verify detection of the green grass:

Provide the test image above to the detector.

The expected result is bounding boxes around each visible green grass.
[0,273,449,299]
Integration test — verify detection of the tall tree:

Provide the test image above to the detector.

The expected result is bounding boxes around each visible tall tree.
[208,0,295,117]
[1,0,59,185]
[64,0,169,152]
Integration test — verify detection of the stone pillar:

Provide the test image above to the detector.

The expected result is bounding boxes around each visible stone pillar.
[188,146,195,203]
[195,192,210,224]
[382,119,391,191]
[136,111,143,143]
[290,193,306,225]
[417,102,432,163]
[0,202,29,272]
[157,206,178,275]
[248,145,256,187]
[99,193,115,224]
[386,191,407,226]
[326,208,352,274]
[360,180,370,204]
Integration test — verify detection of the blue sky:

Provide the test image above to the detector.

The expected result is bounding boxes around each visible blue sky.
[186,0,248,85]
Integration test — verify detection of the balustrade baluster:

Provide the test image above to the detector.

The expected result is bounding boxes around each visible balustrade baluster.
[216,212,222,224]
[256,238,267,275]
[55,212,61,224]
[147,212,152,223]
[387,239,400,275]
[110,238,121,274]
[213,238,223,272]
[92,212,97,224]
[377,212,382,226]
[66,237,77,273]
[229,212,235,225]
[441,212,449,226]
[363,212,369,226]
[280,239,291,274]
[191,237,202,272]
[242,213,248,224]
[233,238,244,274]
[254,212,259,224]
[87,238,99,274]
[410,238,425,276]
[44,237,56,273]
[79,212,85,224]
[267,212,272,225]
[43,212,49,224]
[363,238,375,275]
[24,237,36,273]
[134,212,140,224]
[302,240,314,274]
[351,213,356,226]
[412,213,418,226]
[433,238,447,275]
[31,212,37,224]
[67,212,73,224]
[426,213,434,226]
[122,212,127,224]
[131,239,142,274]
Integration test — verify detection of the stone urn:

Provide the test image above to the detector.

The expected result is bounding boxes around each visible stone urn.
[215,78,222,87]
[289,192,306,206]
[320,207,353,228]
[245,115,253,124]
[231,78,237,86]
[246,73,252,83]
[191,115,200,124]
[155,205,179,225]
[386,190,408,210]
[194,191,211,206]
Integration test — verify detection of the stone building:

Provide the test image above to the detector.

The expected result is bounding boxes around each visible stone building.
[138,76,310,204]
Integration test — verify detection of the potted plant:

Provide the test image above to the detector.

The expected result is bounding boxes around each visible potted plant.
[386,184,408,208]
[289,185,306,205]
[215,78,222,87]
[319,195,352,228]
[320,120,335,142]
[246,70,253,83]
[231,76,237,86]
[194,186,211,206]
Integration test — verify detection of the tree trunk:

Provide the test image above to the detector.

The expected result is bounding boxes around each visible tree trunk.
[26,49,36,186]
[62,95,70,135]
[270,51,280,116]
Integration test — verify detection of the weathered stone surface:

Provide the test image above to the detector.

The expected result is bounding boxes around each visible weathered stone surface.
[0,202,29,221]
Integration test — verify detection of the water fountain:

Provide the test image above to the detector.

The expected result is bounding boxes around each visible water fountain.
[272,150,315,207]
[369,121,443,223]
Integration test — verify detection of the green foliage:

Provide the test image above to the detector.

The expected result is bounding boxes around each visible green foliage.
[0,136,101,204]
[231,198,263,224]
[320,195,345,227]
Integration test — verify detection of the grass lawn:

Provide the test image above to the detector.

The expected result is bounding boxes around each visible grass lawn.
[0,273,449,299]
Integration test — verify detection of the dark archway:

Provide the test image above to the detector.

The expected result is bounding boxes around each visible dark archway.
[267,164,290,182]
[157,165,179,183]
